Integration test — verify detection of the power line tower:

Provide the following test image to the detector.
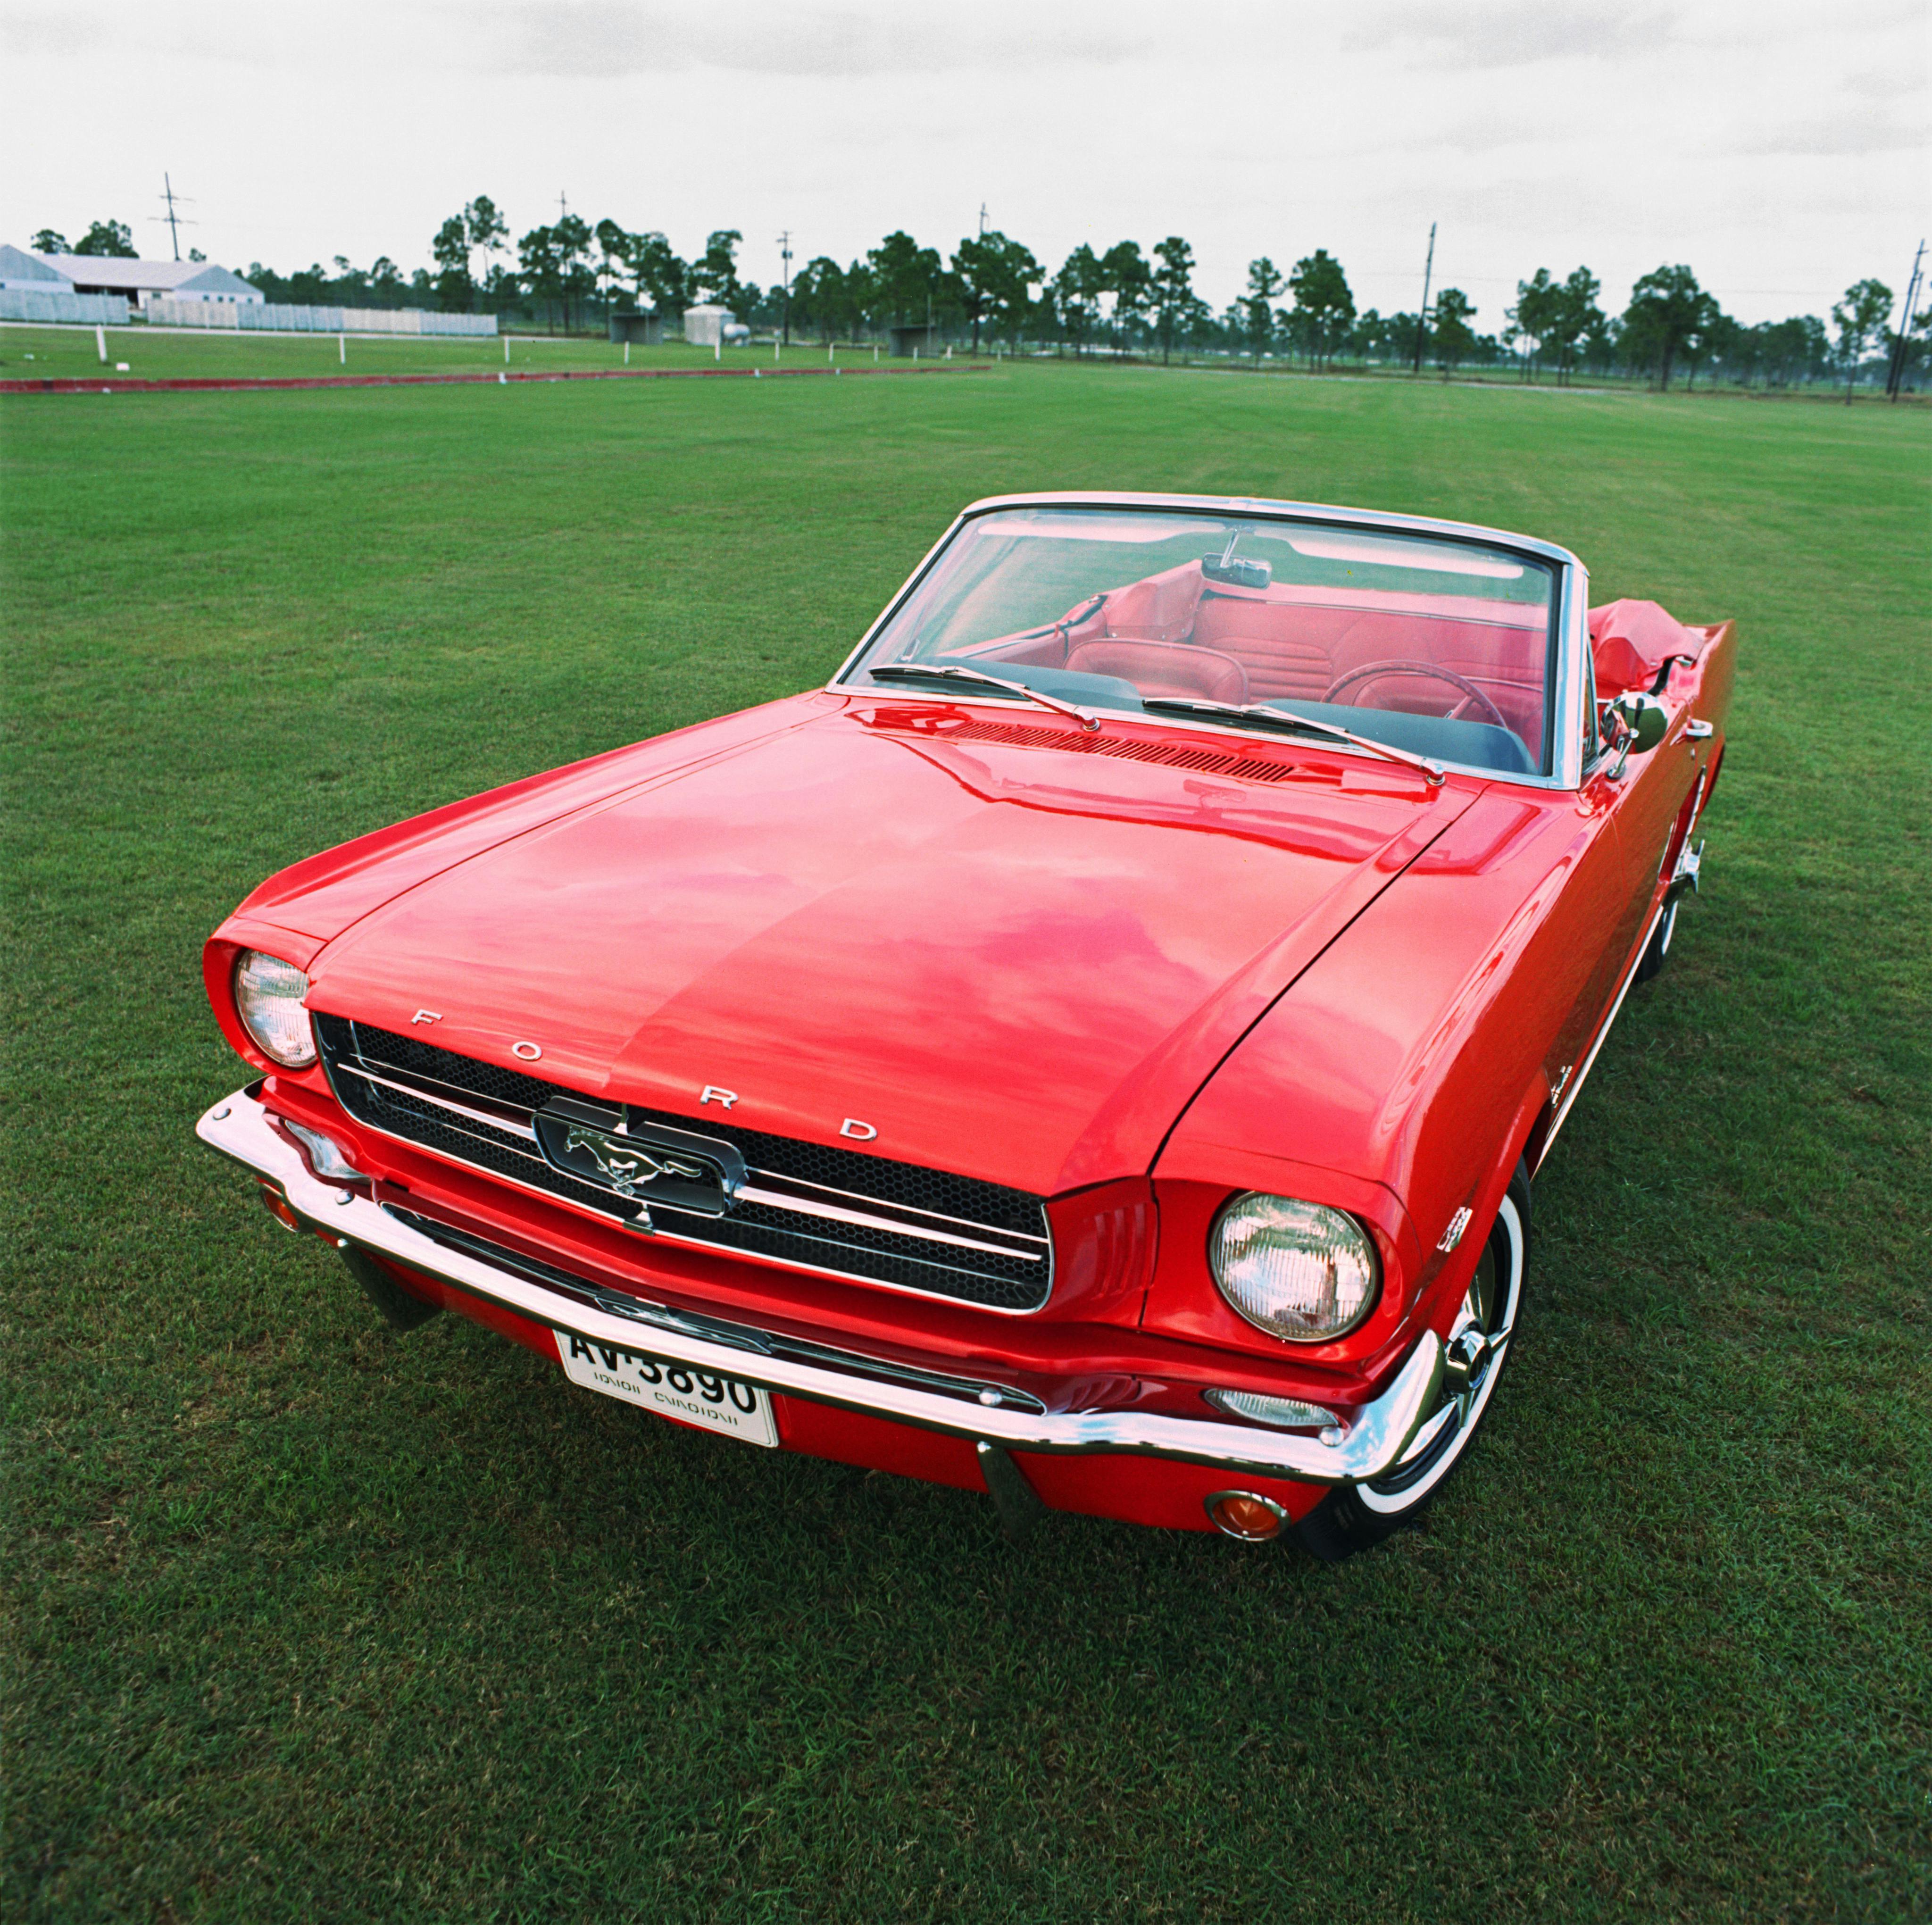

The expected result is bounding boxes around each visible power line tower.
[778,230,793,344]
[155,173,196,261]
[1887,239,1924,401]
[1412,221,1436,374]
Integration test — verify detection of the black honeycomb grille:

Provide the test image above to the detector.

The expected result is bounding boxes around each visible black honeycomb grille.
[313,1013,1051,1312]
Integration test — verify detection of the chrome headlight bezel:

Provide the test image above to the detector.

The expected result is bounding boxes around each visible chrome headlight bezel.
[1208,1191,1382,1344]
[233,950,317,1068]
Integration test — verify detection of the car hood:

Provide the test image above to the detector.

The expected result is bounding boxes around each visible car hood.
[306,704,1476,1194]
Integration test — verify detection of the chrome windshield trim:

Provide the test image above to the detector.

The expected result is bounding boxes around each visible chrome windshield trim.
[197,1085,1444,1484]
[948,492,1585,571]
[827,493,1587,791]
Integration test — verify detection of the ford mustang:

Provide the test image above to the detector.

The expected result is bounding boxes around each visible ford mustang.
[195,494,1733,1557]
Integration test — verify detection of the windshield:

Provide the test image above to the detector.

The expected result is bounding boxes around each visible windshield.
[845,506,1559,776]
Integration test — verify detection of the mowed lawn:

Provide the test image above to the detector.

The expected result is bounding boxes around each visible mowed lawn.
[3,364,1927,1923]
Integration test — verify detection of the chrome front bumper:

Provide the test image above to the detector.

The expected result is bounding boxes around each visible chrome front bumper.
[196,1086,1443,1486]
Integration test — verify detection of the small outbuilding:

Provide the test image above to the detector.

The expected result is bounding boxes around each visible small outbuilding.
[609,311,664,346]
[888,324,941,357]
[683,304,735,348]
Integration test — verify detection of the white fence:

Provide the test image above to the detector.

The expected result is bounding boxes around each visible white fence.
[0,289,131,325]
[147,298,498,336]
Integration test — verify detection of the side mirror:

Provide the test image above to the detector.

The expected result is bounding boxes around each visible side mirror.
[1611,692,1669,753]
[1602,692,1668,779]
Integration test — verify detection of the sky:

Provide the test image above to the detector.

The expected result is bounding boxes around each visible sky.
[2,0,1926,328]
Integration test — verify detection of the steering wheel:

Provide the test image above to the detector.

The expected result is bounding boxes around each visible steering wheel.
[1323,659,1509,731]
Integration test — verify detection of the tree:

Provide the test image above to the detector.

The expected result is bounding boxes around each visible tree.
[1509,268,1557,378]
[1286,249,1354,367]
[1099,241,1151,350]
[1053,245,1107,356]
[552,215,595,329]
[517,225,566,331]
[789,257,844,342]
[1685,308,1738,390]
[1832,277,1892,402]
[866,231,941,326]
[432,214,473,311]
[1622,264,1712,389]
[465,197,508,281]
[1242,257,1283,367]
[1151,237,1201,365]
[1432,288,1476,374]
[30,227,68,254]
[951,232,1039,351]
[696,229,744,310]
[594,219,630,309]
[74,219,136,258]
[950,234,996,352]
[1349,309,1388,362]
[1545,267,1603,385]
[626,232,690,318]
[845,257,882,337]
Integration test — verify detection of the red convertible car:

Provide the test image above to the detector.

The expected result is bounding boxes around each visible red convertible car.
[197,495,1733,1557]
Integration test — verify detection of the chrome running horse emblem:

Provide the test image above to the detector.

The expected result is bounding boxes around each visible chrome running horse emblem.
[564,1126,708,1199]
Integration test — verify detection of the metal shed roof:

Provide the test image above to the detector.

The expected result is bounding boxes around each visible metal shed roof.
[34,253,253,294]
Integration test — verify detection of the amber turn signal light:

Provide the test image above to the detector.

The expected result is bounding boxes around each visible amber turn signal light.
[1205,1491,1289,1542]
[257,1183,304,1234]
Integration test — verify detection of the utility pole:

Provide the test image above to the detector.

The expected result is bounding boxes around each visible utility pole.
[557,190,569,222]
[778,230,793,345]
[1412,221,1435,374]
[1887,239,1924,400]
[157,173,191,261]
[979,202,989,238]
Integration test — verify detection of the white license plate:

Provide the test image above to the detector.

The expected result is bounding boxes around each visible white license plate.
[555,1332,779,1448]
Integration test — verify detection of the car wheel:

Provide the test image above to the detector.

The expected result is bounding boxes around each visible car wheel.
[1294,1165,1529,1562]
[1634,897,1680,984]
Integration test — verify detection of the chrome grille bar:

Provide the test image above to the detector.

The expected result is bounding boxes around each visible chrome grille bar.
[313,1012,1054,1313]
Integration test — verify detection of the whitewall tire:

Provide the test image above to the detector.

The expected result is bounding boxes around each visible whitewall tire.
[1294,1166,1529,1562]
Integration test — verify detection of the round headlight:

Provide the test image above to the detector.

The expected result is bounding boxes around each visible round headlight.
[233,950,316,1068]
[1209,1193,1380,1342]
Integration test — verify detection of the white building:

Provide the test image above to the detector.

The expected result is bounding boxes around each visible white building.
[3,246,262,309]
[683,304,751,348]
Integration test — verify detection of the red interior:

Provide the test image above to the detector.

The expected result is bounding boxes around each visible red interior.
[972,560,1552,744]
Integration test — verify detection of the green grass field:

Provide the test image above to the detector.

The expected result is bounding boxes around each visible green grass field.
[0,323,932,383]
[3,363,1927,1922]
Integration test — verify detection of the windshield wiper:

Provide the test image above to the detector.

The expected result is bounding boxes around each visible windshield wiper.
[1140,698,1447,786]
[868,662,1102,732]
